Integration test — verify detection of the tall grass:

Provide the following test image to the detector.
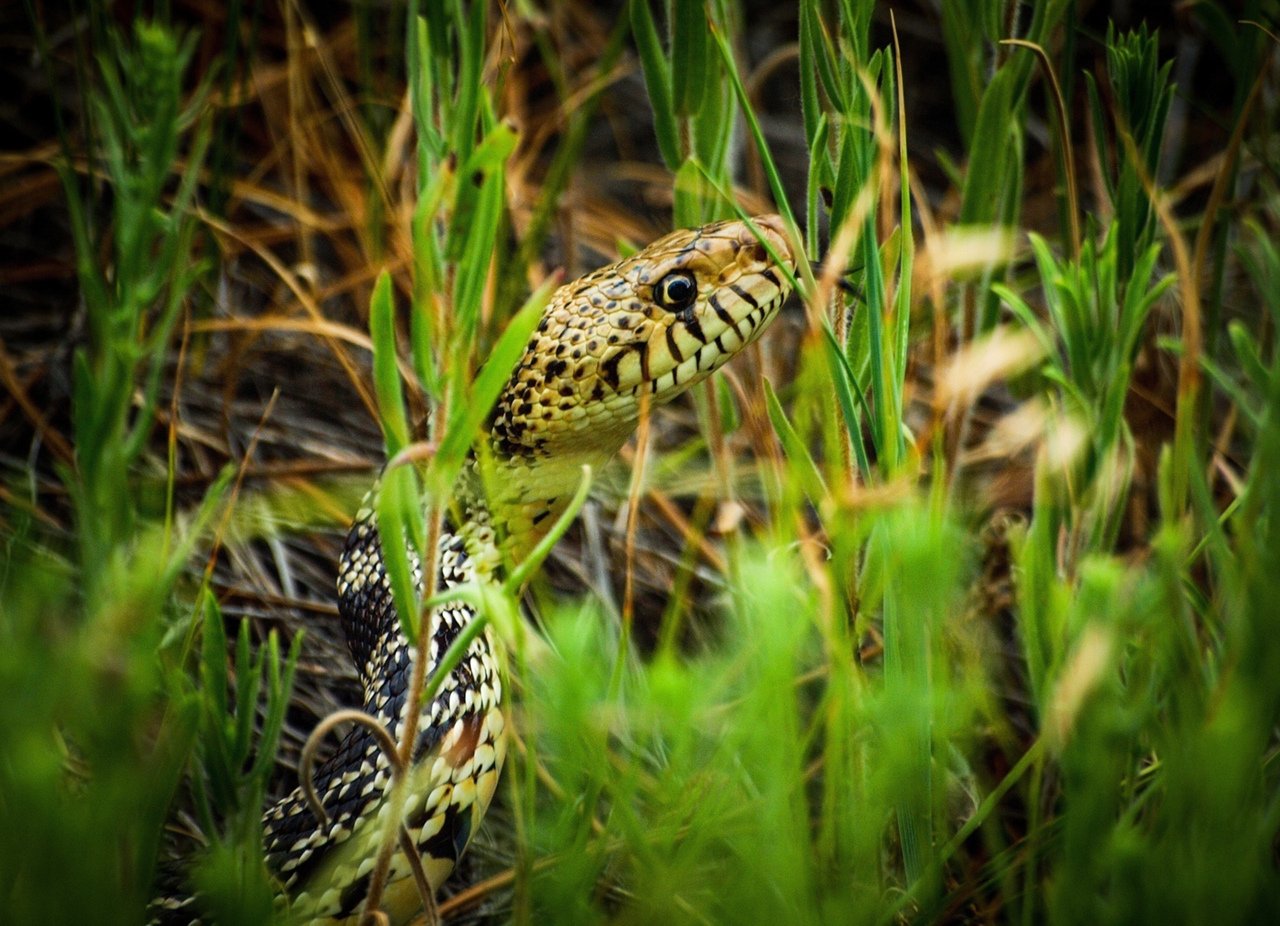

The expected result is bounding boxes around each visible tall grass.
[2,3,1278,926]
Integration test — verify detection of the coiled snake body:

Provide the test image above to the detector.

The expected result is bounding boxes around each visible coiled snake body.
[157,216,795,923]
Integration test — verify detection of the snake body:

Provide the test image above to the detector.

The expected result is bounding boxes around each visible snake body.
[156,215,794,923]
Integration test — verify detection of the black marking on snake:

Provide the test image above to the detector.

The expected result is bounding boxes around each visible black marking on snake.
[760,266,782,291]
[599,349,625,391]
[682,311,708,345]
[411,716,450,764]
[451,812,473,860]
[600,342,646,392]
[338,872,372,917]
[665,325,685,363]
[730,283,759,309]
[708,292,735,328]
[274,721,403,891]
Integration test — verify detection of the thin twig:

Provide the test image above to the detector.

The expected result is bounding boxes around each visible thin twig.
[298,708,405,826]
[397,825,438,926]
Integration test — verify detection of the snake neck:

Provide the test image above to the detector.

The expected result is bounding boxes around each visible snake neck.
[451,437,616,567]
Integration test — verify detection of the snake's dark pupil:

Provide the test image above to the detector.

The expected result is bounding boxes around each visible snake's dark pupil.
[659,272,695,310]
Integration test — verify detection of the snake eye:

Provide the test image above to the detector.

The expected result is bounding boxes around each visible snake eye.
[654,271,697,312]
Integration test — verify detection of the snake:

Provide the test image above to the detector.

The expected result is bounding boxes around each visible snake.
[153,214,795,924]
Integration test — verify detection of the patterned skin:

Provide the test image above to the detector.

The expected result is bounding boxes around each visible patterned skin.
[153,215,795,924]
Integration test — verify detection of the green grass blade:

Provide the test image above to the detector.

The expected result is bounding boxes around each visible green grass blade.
[630,0,680,169]
[370,269,411,457]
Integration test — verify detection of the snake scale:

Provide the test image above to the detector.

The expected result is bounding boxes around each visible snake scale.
[155,215,795,924]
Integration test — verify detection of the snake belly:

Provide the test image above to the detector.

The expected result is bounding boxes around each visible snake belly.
[154,215,795,925]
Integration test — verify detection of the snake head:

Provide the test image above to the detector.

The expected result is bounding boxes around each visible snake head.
[491,214,796,461]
